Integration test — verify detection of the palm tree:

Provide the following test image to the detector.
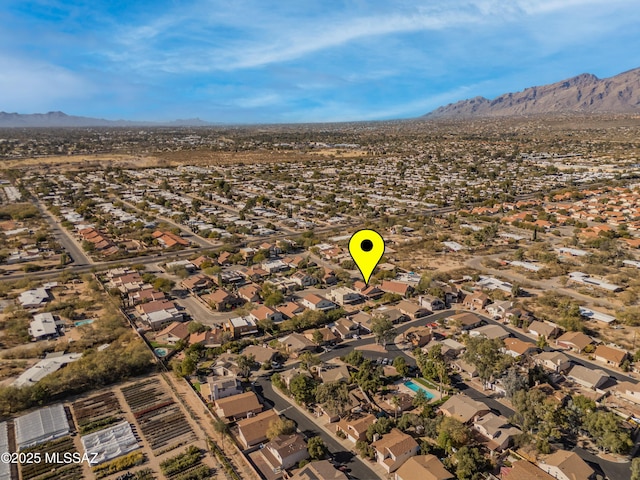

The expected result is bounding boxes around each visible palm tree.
[391,396,400,421]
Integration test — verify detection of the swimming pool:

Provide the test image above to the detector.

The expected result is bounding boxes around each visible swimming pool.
[404,380,434,399]
[74,319,95,327]
[154,347,169,358]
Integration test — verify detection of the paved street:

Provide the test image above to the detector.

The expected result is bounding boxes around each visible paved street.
[36,199,93,266]
[254,378,380,480]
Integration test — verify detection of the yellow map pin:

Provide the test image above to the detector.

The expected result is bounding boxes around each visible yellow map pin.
[348,229,385,286]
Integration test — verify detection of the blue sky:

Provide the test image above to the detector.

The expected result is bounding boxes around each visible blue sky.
[1,0,639,123]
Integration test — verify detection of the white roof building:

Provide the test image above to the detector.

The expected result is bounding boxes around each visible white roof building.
[29,312,59,340]
[81,421,139,465]
[18,287,50,308]
[15,404,70,449]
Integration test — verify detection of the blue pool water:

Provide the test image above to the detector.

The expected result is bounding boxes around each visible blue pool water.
[404,380,434,399]
[74,319,95,327]
[154,348,169,357]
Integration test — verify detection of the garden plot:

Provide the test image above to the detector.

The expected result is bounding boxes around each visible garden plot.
[72,391,123,434]
[121,379,196,454]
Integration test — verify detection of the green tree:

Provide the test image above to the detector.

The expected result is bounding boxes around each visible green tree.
[312,329,324,346]
[463,336,512,387]
[236,354,255,379]
[371,316,396,346]
[315,382,350,417]
[266,417,296,440]
[289,374,316,405]
[188,322,206,334]
[393,357,409,377]
[437,417,470,453]
[307,437,327,460]
[631,457,640,480]
[264,291,285,307]
[584,410,633,453]
[454,446,489,480]
[153,277,175,293]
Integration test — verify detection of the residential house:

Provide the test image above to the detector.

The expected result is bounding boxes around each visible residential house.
[279,333,316,357]
[614,381,640,405]
[322,268,338,285]
[28,312,60,340]
[277,302,305,320]
[335,414,376,443]
[527,321,559,340]
[215,391,262,420]
[262,433,309,471]
[372,428,419,473]
[303,327,339,345]
[242,345,278,366]
[403,326,432,348]
[181,274,213,293]
[533,351,571,373]
[291,271,318,287]
[332,317,358,339]
[503,338,538,358]
[351,311,373,333]
[594,344,628,367]
[469,324,510,340]
[208,376,242,401]
[250,305,283,324]
[281,368,313,389]
[374,308,408,324]
[486,300,513,319]
[291,460,348,480]
[238,284,262,303]
[501,461,555,480]
[18,287,51,309]
[204,289,242,312]
[152,230,189,248]
[439,395,490,424]
[463,291,490,311]
[537,450,595,480]
[380,281,414,298]
[448,312,483,331]
[328,287,361,306]
[395,455,453,480]
[360,284,385,300]
[567,365,609,390]
[227,316,258,338]
[189,329,223,348]
[318,365,350,384]
[418,295,445,311]
[237,409,280,450]
[155,321,190,345]
[397,300,430,319]
[301,293,336,312]
[556,332,594,352]
[452,359,478,378]
[129,288,165,305]
[136,300,183,330]
[218,251,232,265]
[473,413,522,452]
[191,255,215,269]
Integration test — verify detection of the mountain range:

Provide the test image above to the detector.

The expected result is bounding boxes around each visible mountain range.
[425,67,640,118]
[0,111,211,128]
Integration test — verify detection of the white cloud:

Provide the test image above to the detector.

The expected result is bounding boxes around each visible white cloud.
[0,55,95,111]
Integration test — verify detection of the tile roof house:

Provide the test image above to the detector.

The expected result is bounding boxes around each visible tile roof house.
[503,338,539,357]
[473,413,522,451]
[448,312,483,331]
[318,365,350,384]
[537,450,595,480]
[207,376,242,401]
[181,273,213,292]
[395,454,453,480]
[380,281,414,298]
[291,460,348,480]
[262,433,309,470]
[250,305,284,324]
[335,414,376,443]
[594,344,628,367]
[527,321,559,339]
[567,365,609,390]
[237,409,280,449]
[439,395,490,424]
[155,321,191,345]
[189,329,224,348]
[501,461,555,480]
[372,428,419,473]
[469,324,510,340]
[397,300,430,319]
[463,291,490,310]
[533,351,571,373]
[238,283,262,303]
[418,295,446,311]
[203,289,243,312]
[277,302,306,319]
[278,333,316,356]
[303,327,339,345]
[555,331,594,352]
[614,381,640,405]
[301,293,336,312]
[215,391,262,420]
[242,345,278,365]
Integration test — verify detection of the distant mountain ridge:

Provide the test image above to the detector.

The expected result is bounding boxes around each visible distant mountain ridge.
[426,67,640,118]
[0,111,212,127]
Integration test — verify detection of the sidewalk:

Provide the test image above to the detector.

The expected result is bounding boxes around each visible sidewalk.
[269,384,388,479]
